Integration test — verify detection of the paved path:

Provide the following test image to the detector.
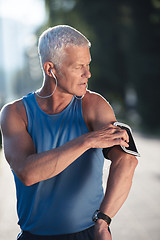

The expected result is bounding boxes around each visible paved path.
[0,150,20,239]
[0,133,160,239]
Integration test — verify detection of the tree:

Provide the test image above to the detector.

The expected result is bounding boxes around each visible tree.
[42,0,160,132]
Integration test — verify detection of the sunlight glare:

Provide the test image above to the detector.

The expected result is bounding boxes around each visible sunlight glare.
[0,0,46,27]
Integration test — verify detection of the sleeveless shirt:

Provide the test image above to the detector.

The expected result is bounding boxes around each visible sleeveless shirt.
[13,92,104,235]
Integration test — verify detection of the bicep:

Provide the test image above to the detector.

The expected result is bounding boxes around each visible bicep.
[93,101,116,130]
[3,132,35,166]
[84,93,117,131]
[0,105,35,172]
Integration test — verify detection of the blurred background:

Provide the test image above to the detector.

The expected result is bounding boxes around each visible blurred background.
[0,0,160,134]
[0,0,160,239]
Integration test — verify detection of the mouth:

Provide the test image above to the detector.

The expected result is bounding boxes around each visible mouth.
[79,82,88,86]
[79,83,88,90]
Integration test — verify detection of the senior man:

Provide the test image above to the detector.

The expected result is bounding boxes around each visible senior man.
[0,25,138,240]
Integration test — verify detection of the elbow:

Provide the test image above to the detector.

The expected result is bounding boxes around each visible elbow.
[19,174,33,186]
[111,153,138,179]
[121,154,138,178]
[128,154,138,170]
[22,176,34,187]
[17,168,36,186]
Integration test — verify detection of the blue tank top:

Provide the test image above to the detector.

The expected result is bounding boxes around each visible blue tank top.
[13,92,104,235]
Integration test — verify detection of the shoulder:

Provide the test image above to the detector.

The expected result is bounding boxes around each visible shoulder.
[0,98,27,134]
[82,90,116,130]
[1,98,25,120]
[83,90,111,107]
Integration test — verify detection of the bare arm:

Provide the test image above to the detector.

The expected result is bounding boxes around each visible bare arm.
[84,92,138,216]
[100,147,138,217]
[0,102,92,186]
[83,91,138,239]
[0,99,129,186]
[94,147,138,240]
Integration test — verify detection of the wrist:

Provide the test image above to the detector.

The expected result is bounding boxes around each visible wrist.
[94,219,111,237]
[83,131,95,149]
[92,210,112,226]
[95,219,109,231]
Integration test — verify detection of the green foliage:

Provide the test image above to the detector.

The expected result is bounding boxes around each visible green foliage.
[43,0,160,133]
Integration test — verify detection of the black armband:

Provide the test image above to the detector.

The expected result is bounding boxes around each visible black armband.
[102,147,113,159]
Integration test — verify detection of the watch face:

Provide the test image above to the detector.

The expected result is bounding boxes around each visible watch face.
[92,210,112,226]
[92,210,99,222]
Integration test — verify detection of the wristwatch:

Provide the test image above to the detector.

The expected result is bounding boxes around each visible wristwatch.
[92,210,112,226]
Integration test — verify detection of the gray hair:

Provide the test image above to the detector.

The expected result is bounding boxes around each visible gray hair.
[38,25,91,69]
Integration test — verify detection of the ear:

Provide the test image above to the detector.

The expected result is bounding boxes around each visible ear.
[43,62,56,77]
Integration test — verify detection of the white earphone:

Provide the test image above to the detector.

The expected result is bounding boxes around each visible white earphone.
[51,69,56,79]
[35,69,57,98]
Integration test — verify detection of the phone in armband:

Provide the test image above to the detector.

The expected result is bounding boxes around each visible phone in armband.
[113,122,140,157]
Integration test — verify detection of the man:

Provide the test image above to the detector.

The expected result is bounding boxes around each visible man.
[0,25,138,240]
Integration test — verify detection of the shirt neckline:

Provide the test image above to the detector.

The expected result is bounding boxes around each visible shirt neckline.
[32,92,75,117]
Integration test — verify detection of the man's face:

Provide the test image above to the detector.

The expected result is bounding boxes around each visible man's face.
[55,46,91,97]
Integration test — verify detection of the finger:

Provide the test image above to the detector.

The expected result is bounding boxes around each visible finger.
[116,127,129,143]
[121,130,129,143]
[123,129,129,143]
[118,129,129,143]
[113,138,129,147]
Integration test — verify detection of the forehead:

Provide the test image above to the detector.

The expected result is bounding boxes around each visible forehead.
[63,46,91,64]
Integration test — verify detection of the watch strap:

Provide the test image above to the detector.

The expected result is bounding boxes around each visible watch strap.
[92,210,112,226]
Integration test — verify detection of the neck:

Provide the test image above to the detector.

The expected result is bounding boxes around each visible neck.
[35,86,74,115]
[36,77,56,97]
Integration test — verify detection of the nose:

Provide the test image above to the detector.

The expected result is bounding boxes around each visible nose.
[87,69,91,79]
[82,66,91,79]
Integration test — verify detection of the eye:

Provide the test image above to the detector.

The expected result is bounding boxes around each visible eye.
[75,65,82,69]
